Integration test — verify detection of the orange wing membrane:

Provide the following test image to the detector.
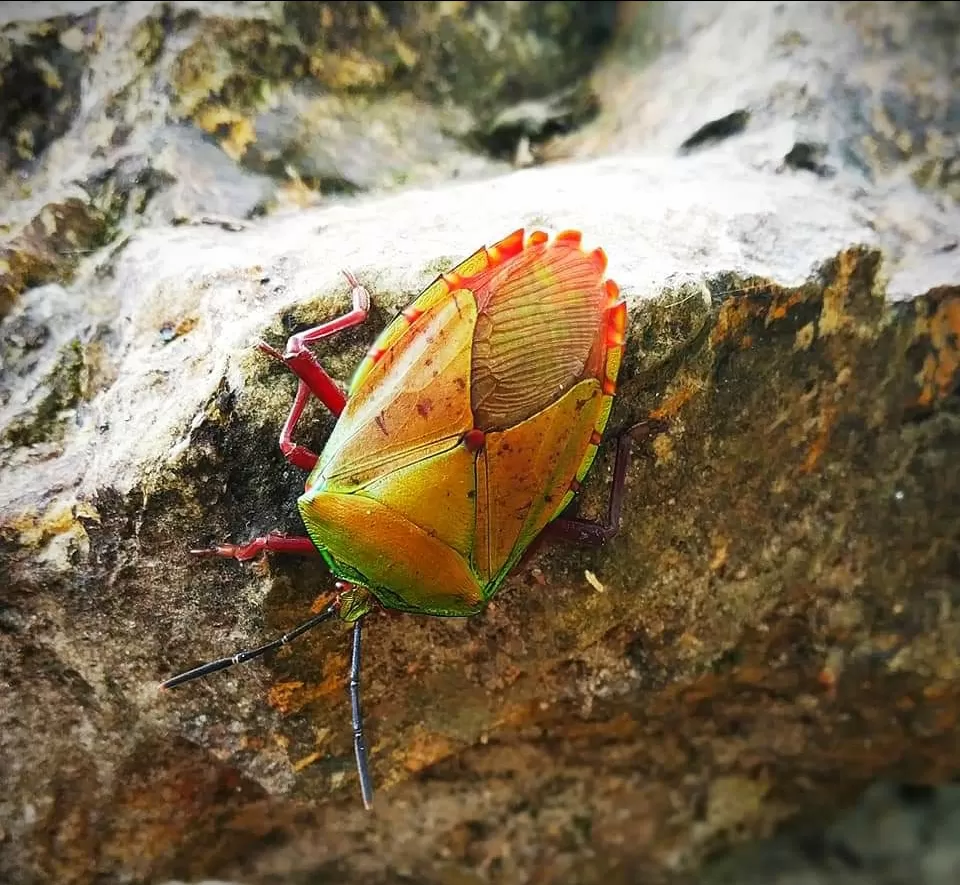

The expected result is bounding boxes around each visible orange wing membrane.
[300,228,627,615]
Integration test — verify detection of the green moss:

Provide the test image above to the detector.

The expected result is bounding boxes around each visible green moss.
[171,18,308,119]
[3,338,86,447]
[131,13,165,66]
[166,3,617,165]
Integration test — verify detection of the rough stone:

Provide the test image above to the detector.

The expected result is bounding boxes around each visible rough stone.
[1,3,960,885]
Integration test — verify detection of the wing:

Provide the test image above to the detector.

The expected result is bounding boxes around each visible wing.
[470,229,611,431]
[465,229,627,589]
[312,287,476,492]
[473,377,607,588]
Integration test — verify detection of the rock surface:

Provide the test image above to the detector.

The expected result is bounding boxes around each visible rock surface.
[1,2,959,885]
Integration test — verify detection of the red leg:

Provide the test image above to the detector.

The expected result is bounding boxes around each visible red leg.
[258,269,371,469]
[545,419,668,546]
[191,530,319,562]
[277,381,320,471]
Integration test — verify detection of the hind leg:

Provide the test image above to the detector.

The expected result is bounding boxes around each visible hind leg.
[547,420,667,545]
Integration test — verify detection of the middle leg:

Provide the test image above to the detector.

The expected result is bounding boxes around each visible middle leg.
[191,530,320,562]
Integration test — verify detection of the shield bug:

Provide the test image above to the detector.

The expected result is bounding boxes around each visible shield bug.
[161,227,640,809]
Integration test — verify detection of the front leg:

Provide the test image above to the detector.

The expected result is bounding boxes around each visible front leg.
[259,269,371,470]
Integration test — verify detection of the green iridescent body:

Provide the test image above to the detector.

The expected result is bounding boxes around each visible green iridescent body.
[298,227,627,621]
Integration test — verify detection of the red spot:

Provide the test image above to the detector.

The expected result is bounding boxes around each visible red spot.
[602,377,617,396]
[605,278,621,304]
[463,429,486,452]
[555,230,582,247]
[590,430,602,445]
[494,229,525,260]
[403,306,424,323]
[368,346,385,363]
[416,398,433,417]
[591,247,608,274]
[569,479,581,494]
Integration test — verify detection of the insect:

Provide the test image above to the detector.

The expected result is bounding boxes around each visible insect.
[161,227,640,810]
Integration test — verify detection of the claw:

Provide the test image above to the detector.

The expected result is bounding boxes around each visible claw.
[341,269,370,312]
[256,339,285,362]
[191,545,232,558]
[190,544,258,562]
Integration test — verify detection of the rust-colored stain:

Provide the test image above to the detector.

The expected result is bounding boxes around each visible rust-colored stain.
[710,295,762,345]
[491,700,543,731]
[267,651,349,715]
[552,712,638,742]
[802,405,836,473]
[768,286,806,321]
[915,293,960,408]
[732,665,769,686]
[924,681,954,700]
[674,673,722,706]
[650,376,700,420]
[709,280,812,349]
[291,750,322,772]
[396,727,456,774]
[267,680,306,714]
[818,249,860,336]
[309,592,338,614]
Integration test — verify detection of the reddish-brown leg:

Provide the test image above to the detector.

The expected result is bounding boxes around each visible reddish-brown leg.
[545,419,668,545]
[258,269,371,471]
[191,530,320,562]
[191,274,370,561]
[274,381,320,471]
[512,420,667,574]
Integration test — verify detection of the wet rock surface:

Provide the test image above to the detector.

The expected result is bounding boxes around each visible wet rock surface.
[1,2,959,885]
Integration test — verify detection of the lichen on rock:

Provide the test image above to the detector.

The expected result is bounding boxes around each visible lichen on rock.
[1,3,960,885]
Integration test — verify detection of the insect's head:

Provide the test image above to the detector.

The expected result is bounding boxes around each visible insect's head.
[336,582,375,622]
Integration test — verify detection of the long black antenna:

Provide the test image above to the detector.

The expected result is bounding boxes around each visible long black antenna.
[159,600,340,689]
[350,617,374,809]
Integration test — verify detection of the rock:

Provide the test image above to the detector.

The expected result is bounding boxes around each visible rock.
[1,3,959,885]
[0,197,112,317]
[699,781,960,885]
[1,0,612,317]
